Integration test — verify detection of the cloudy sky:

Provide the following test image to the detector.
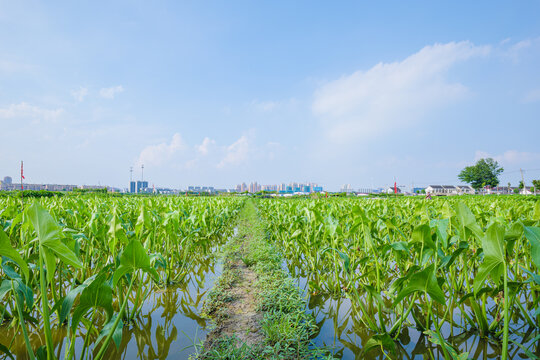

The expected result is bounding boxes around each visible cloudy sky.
[1,1,539,190]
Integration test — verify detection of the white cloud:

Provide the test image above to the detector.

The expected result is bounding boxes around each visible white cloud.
[136,133,261,171]
[218,135,250,168]
[137,133,186,166]
[0,102,64,121]
[313,41,490,142]
[474,150,540,164]
[197,137,216,155]
[249,98,298,112]
[251,100,280,112]
[523,89,540,103]
[0,60,34,73]
[71,87,88,102]
[501,37,540,60]
[99,85,124,99]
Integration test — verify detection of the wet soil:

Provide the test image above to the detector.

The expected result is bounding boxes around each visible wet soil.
[203,259,264,347]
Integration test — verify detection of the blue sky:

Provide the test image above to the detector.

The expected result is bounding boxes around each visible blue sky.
[1,1,539,190]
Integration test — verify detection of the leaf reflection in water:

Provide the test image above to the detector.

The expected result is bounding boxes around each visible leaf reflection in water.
[0,255,222,360]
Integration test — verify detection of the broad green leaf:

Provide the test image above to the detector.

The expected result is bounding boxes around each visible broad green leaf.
[135,203,151,238]
[363,333,396,355]
[455,202,483,239]
[0,229,28,279]
[71,274,113,331]
[424,330,469,360]
[524,226,540,269]
[435,219,449,249]
[113,239,159,286]
[534,202,540,221]
[12,278,34,308]
[0,281,11,300]
[393,264,446,305]
[108,206,127,254]
[26,203,82,280]
[411,224,436,250]
[26,203,62,245]
[473,223,505,295]
[504,222,523,256]
[95,314,123,349]
[57,275,97,324]
[321,247,350,274]
[390,241,409,253]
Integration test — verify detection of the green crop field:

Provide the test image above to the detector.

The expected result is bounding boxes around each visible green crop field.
[0,194,538,359]
[259,196,540,359]
[0,195,242,360]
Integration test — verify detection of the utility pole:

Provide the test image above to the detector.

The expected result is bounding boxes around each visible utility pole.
[139,164,144,194]
[129,167,133,193]
[20,161,24,209]
[520,168,526,194]
[20,161,24,192]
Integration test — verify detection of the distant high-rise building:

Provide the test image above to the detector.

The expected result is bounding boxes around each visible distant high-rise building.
[137,181,149,193]
[130,181,136,193]
[340,184,353,193]
[3,176,12,185]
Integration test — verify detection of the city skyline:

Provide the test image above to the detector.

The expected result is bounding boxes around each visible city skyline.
[0,2,539,189]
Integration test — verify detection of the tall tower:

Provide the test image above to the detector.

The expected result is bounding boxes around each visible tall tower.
[141,164,144,182]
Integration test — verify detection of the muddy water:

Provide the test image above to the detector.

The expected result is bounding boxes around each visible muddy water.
[286,264,540,360]
[0,256,223,360]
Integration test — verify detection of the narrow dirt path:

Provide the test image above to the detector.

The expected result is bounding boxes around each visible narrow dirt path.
[205,259,264,346]
[202,207,265,350]
[199,200,326,359]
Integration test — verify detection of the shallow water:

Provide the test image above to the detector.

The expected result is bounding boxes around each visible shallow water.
[0,257,223,360]
[287,264,540,360]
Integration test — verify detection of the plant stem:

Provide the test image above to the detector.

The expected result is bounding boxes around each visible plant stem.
[39,248,55,360]
[501,263,509,360]
[13,280,36,360]
[94,273,136,360]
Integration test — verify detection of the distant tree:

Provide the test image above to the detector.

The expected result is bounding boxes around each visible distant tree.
[458,158,504,191]
[532,180,540,190]
[518,181,524,190]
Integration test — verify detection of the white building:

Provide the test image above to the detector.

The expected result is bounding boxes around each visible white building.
[425,185,475,195]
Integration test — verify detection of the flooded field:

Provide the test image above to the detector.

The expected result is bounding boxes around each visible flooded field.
[0,257,222,360]
[290,265,540,359]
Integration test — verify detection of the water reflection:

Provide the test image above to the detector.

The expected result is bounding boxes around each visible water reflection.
[0,256,222,360]
[288,264,540,360]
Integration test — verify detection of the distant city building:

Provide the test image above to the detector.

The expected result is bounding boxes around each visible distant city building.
[248,182,260,193]
[384,186,402,194]
[3,176,12,185]
[136,181,149,193]
[234,181,322,194]
[425,185,475,196]
[357,188,376,194]
[340,184,353,193]
[488,186,515,195]
[130,181,136,193]
[187,186,216,193]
